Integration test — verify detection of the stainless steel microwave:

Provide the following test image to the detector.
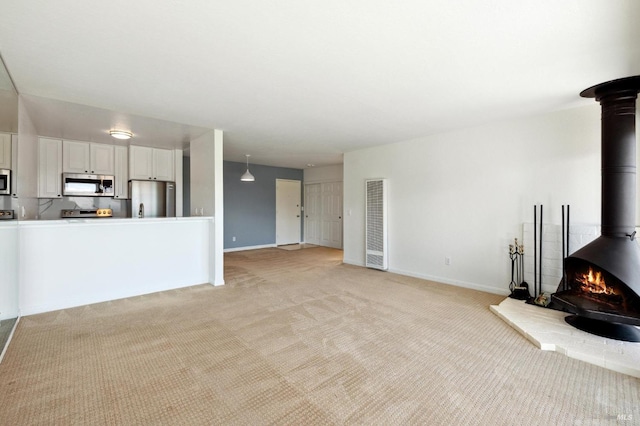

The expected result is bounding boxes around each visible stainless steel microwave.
[62,173,115,197]
[0,169,10,195]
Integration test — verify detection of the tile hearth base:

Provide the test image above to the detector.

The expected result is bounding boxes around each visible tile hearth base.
[490,297,640,378]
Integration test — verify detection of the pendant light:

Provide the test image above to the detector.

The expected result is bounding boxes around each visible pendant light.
[241,154,255,182]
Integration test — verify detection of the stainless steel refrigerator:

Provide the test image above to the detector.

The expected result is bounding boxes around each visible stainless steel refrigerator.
[129,180,176,218]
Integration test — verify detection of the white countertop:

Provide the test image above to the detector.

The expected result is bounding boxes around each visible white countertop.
[15,216,213,228]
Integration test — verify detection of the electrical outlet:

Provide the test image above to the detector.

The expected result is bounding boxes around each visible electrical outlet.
[445,256,451,266]
[232,236,236,242]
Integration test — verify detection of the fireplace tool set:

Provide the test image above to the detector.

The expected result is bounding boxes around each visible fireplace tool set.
[508,238,530,300]
[508,204,548,304]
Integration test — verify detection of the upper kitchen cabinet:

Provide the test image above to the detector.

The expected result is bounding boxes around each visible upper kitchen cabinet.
[113,145,129,199]
[63,140,114,175]
[0,133,11,169]
[129,145,153,179]
[129,145,174,181]
[38,138,62,198]
[91,143,115,175]
[153,148,174,181]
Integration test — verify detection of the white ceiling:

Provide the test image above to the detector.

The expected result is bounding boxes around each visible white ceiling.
[1,0,639,168]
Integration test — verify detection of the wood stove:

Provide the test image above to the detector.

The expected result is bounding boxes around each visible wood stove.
[553,75,640,342]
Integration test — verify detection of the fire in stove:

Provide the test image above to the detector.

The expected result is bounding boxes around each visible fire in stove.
[572,266,623,306]
[577,267,614,296]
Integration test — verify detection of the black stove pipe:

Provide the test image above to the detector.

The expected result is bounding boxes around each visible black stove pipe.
[593,90,637,239]
[564,76,640,297]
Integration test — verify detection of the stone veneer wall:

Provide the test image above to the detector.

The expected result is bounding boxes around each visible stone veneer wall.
[522,223,640,294]
[522,222,600,294]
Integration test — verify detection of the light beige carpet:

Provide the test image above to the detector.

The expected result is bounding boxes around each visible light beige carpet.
[0,247,638,425]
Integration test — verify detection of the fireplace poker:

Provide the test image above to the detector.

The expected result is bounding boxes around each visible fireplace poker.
[562,205,566,291]
[518,242,529,296]
[534,205,537,298]
[539,205,543,297]
[566,205,570,290]
[509,243,516,293]
[508,238,530,299]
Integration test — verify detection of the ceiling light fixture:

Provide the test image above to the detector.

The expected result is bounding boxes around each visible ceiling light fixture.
[241,154,255,182]
[109,130,133,140]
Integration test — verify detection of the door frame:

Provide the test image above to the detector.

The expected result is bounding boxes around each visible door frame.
[304,183,321,245]
[275,179,302,245]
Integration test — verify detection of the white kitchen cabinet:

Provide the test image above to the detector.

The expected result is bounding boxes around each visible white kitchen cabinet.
[114,145,129,199]
[62,140,89,173]
[90,143,115,175]
[38,138,63,198]
[153,148,174,181]
[129,145,174,181]
[63,140,114,175]
[0,133,11,169]
[129,145,153,180]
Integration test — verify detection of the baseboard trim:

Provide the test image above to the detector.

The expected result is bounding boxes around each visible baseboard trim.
[224,244,277,253]
[342,259,508,296]
[388,267,508,296]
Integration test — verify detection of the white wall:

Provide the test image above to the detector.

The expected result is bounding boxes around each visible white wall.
[344,104,603,295]
[190,131,216,217]
[15,95,38,218]
[213,130,224,286]
[189,129,224,286]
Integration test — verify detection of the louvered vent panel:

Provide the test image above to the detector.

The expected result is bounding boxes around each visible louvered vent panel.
[365,179,388,270]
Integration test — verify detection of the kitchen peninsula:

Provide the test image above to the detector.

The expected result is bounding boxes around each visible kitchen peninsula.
[18,216,216,315]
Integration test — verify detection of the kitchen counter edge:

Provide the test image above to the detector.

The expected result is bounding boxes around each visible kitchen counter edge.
[13,216,214,228]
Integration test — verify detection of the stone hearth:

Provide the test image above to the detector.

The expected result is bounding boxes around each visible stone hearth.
[491,298,640,378]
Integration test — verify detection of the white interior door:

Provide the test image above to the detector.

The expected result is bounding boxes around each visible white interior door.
[276,179,301,245]
[320,182,343,249]
[304,183,321,245]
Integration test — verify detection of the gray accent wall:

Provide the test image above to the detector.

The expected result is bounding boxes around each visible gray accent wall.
[224,161,303,250]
